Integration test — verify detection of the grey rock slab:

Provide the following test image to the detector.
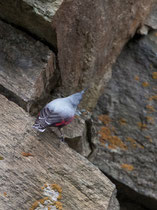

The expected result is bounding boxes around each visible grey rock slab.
[0,20,56,113]
[62,117,91,157]
[52,0,156,111]
[0,0,156,111]
[92,31,157,210]
[0,94,119,210]
[145,2,157,30]
[0,0,63,47]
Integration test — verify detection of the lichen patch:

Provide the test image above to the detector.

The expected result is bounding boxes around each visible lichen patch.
[146,105,155,112]
[119,118,127,125]
[137,122,147,130]
[152,72,157,79]
[99,126,127,150]
[30,184,62,210]
[149,95,157,101]
[134,75,139,81]
[98,114,112,125]
[121,163,134,171]
[142,81,149,87]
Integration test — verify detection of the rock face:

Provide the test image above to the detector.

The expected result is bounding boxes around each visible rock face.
[0,0,156,111]
[0,94,119,210]
[0,20,57,113]
[63,117,91,157]
[91,31,157,210]
[144,3,157,30]
[138,2,157,35]
[0,0,63,47]
[52,0,156,110]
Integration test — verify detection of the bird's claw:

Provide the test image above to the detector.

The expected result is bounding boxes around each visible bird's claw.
[60,137,65,142]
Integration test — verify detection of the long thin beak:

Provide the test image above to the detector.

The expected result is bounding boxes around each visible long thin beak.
[81,87,88,94]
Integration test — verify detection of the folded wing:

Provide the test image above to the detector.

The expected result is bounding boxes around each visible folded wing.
[33,107,63,132]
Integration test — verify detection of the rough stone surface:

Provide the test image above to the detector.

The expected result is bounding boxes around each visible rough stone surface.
[63,117,91,157]
[0,94,119,210]
[0,0,63,47]
[91,31,157,210]
[138,2,157,35]
[0,20,56,113]
[144,2,157,30]
[0,0,155,112]
[52,0,155,110]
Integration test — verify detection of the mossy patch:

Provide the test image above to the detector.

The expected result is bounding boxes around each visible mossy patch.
[0,156,4,160]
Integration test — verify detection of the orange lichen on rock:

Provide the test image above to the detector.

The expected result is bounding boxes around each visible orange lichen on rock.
[119,118,127,125]
[100,126,111,136]
[30,200,39,210]
[30,183,63,210]
[44,184,48,188]
[145,136,153,142]
[121,164,134,171]
[51,184,62,193]
[98,114,112,125]
[55,201,63,210]
[126,137,144,149]
[126,137,137,148]
[39,197,49,205]
[146,105,155,112]
[30,197,51,210]
[57,193,62,200]
[152,72,157,79]
[21,152,33,157]
[134,75,139,81]
[142,82,149,87]
[99,126,127,150]
[3,192,7,196]
[146,116,154,124]
[149,95,157,101]
[137,122,147,130]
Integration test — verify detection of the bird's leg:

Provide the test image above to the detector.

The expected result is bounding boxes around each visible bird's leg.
[58,127,64,142]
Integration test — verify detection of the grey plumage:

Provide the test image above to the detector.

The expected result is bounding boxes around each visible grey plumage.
[33,89,86,136]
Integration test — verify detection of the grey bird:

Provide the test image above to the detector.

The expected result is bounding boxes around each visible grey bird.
[33,89,87,141]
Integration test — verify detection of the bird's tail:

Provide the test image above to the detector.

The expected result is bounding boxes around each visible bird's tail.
[32,124,45,132]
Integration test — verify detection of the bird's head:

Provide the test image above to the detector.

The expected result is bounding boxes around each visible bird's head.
[68,88,87,108]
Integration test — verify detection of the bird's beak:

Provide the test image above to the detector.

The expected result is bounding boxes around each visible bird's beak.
[81,87,88,94]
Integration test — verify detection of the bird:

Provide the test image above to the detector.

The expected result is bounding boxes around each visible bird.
[33,89,87,142]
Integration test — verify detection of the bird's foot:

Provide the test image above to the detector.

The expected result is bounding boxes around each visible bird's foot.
[60,136,65,142]
[57,137,65,148]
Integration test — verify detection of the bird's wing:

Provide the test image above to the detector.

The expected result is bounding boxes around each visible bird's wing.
[33,107,64,131]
